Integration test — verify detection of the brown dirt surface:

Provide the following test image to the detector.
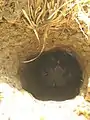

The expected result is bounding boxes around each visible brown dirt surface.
[0,0,90,100]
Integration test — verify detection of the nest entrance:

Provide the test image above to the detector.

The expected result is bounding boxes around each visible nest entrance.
[19,48,83,101]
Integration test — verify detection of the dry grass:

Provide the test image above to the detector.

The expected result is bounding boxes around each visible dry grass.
[22,0,90,63]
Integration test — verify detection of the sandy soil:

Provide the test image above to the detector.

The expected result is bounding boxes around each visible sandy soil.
[0,0,90,99]
[0,83,90,120]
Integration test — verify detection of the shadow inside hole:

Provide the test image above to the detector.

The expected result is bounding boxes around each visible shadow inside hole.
[19,49,83,101]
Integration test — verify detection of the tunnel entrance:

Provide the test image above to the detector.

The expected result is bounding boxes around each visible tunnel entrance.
[19,48,83,101]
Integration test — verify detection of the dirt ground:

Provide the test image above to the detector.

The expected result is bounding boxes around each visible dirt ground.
[0,0,90,99]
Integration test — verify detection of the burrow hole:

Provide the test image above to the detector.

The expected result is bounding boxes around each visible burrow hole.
[19,48,83,101]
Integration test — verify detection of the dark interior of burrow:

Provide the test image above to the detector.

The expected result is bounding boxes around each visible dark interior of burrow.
[19,48,83,101]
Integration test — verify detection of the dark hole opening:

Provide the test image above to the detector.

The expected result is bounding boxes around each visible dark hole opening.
[19,48,83,101]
